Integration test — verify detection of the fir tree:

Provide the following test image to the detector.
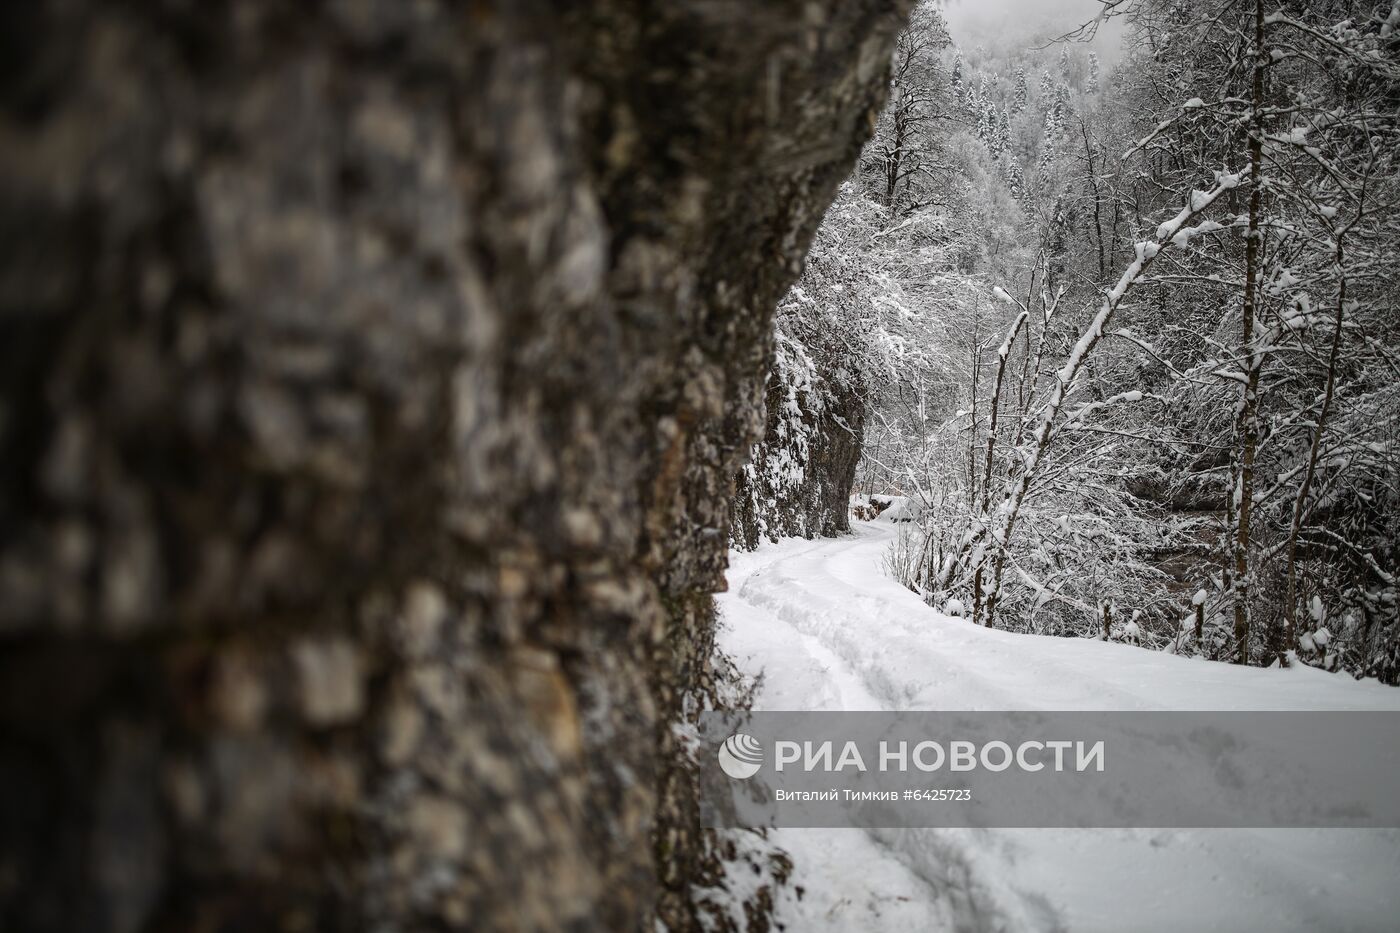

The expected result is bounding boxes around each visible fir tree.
[1037,102,1060,181]
[995,105,1012,159]
[1004,154,1025,199]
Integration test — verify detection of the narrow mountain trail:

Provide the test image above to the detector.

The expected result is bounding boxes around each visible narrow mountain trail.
[716,522,1400,932]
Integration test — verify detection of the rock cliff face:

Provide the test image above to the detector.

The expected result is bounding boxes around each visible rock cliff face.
[0,1,907,930]
[730,205,873,552]
[731,362,865,551]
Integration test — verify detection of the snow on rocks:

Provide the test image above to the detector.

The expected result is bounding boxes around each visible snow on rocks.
[870,495,922,523]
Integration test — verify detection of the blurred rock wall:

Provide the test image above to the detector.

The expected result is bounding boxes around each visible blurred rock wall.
[0,1,907,929]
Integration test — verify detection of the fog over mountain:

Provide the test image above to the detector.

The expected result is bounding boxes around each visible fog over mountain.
[941,0,1127,60]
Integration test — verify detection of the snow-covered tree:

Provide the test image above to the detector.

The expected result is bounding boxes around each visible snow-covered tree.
[862,2,954,213]
[755,0,1400,684]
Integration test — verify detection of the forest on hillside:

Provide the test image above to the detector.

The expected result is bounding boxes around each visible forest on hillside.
[737,0,1400,682]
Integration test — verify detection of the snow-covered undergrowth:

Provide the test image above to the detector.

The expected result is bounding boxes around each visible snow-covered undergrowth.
[712,521,1400,932]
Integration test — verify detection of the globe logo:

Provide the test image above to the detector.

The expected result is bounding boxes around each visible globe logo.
[717,733,764,779]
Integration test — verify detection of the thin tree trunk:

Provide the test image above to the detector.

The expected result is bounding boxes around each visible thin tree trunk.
[1081,119,1106,280]
[981,311,1030,515]
[969,310,1029,624]
[1231,0,1267,664]
[969,324,983,504]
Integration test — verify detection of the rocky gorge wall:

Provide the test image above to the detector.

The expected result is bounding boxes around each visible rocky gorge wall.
[729,192,876,553]
[0,1,908,930]
[730,349,865,551]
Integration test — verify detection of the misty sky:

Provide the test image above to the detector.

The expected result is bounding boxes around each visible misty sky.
[940,0,1127,60]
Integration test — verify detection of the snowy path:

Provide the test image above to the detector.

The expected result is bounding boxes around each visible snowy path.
[716,522,1400,932]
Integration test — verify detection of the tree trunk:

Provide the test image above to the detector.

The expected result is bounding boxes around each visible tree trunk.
[1231,0,1267,664]
[0,2,909,930]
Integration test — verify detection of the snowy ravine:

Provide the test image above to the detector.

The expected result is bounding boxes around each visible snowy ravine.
[714,521,1400,933]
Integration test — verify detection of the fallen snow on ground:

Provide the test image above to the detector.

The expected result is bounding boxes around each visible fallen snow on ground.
[715,522,1400,933]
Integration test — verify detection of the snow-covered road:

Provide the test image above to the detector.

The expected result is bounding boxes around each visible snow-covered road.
[715,522,1400,932]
